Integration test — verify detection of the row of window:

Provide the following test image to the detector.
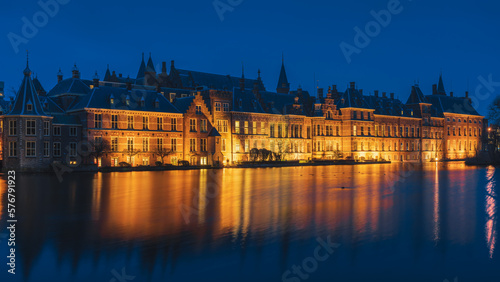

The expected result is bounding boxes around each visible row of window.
[8,141,75,157]
[235,121,267,135]
[189,119,208,132]
[447,126,481,137]
[214,102,230,112]
[7,120,77,137]
[447,117,482,124]
[107,137,179,152]
[94,114,178,131]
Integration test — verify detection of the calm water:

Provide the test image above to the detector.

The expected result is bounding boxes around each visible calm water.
[0,163,498,282]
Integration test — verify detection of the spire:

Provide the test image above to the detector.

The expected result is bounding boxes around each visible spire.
[136,53,146,80]
[276,54,290,94]
[104,64,111,81]
[437,73,446,95]
[24,50,31,77]
[239,62,245,90]
[146,52,156,73]
[8,60,46,115]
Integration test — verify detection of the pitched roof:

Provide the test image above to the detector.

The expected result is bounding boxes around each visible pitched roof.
[173,96,195,113]
[177,69,265,91]
[7,65,46,116]
[406,85,426,104]
[208,127,221,137]
[425,95,480,116]
[47,78,92,97]
[335,87,370,109]
[365,94,414,117]
[136,53,146,80]
[276,60,289,91]
[437,74,446,95]
[232,88,266,114]
[69,86,180,113]
[146,54,156,73]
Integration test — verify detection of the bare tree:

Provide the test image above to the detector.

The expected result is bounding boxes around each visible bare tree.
[488,96,500,125]
[154,147,173,165]
[89,139,110,162]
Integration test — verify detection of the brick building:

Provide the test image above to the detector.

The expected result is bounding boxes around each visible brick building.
[0,55,485,171]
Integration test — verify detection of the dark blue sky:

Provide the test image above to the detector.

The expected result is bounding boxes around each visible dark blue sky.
[2,0,499,116]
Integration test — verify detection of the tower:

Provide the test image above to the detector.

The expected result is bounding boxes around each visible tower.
[276,54,290,94]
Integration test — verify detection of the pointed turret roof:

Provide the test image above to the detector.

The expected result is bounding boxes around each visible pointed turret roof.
[136,53,146,79]
[104,64,111,81]
[437,74,446,95]
[276,55,290,93]
[8,61,46,116]
[146,53,156,73]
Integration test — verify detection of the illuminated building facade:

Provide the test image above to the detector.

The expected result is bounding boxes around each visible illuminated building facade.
[0,55,485,171]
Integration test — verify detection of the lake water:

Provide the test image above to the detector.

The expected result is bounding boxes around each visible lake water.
[0,162,498,282]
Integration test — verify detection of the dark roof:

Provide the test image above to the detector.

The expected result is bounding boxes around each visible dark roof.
[365,95,414,117]
[7,66,46,116]
[136,54,146,79]
[146,54,156,73]
[39,96,65,114]
[425,95,481,116]
[32,77,46,95]
[232,88,266,114]
[52,114,81,125]
[208,127,221,137]
[276,61,290,91]
[335,87,370,109]
[173,96,195,113]
[47,78,92,97]
[178,69,265,91]
[406,85,427,104]
[437,74,446,95]
[70,86,180,113]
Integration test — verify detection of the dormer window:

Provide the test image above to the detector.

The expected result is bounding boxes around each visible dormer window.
[252,100,257,109]
[27,103,33,111]
[140,97,145,107]
[126,95,130,106]
[315,104,321,111]
[110,95,114,105]
[238,99,242,108]
[155,99,160,109]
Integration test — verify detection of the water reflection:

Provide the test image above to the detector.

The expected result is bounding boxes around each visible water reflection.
[0,163,498,281]
[485,166,497,258]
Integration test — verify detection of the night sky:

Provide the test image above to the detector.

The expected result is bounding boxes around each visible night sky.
[1,0,499,116]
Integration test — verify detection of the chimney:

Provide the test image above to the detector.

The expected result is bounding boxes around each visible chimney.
[465,91,469,98]
[390,93,394,99]
[57,68,63,83]
[92,71,99,88]
[171,60,175,69]
[359,89,363,95]
[432,84,437,95]
[72,64,80,79]
[450,91,454,97]
[119,73,123,78]
[318,88,324,99]
[162,62,167,74]
[126,76,132,90]
[350,82,355,90]
[374,90,379,97]
[382,92,387,98]
[332,85,337,93]
[239,77,245,90]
